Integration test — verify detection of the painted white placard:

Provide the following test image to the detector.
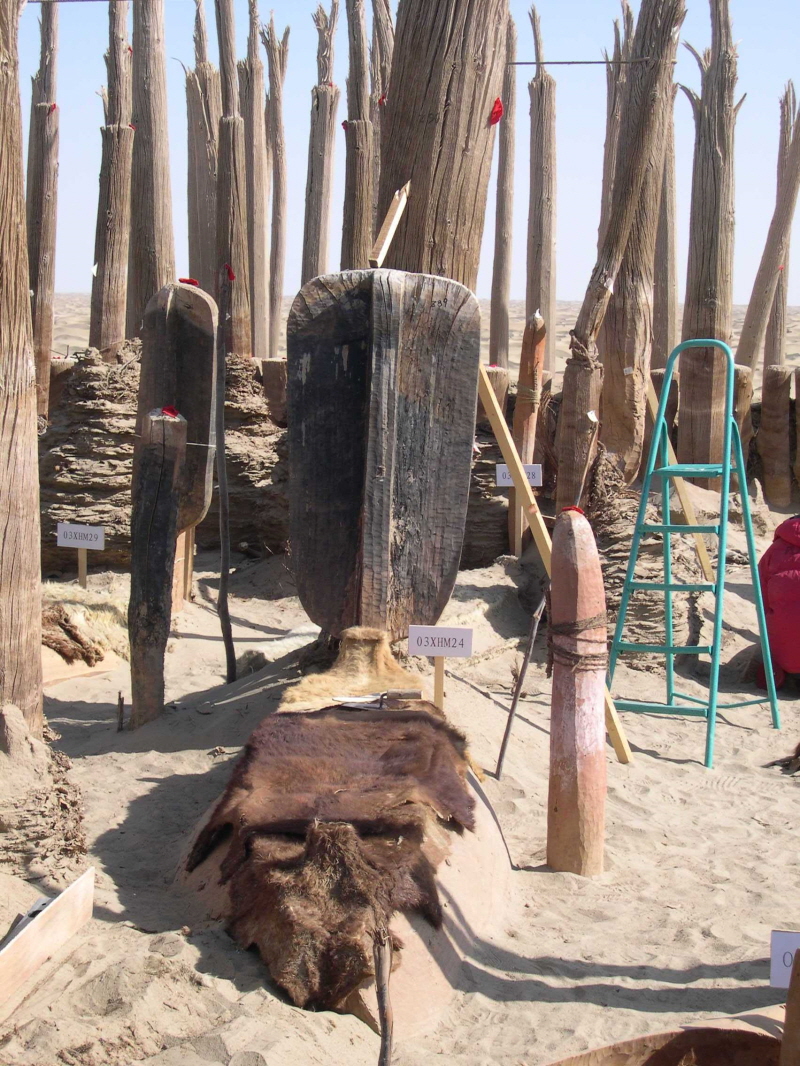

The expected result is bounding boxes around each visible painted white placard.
[770,930,800,987]
[408,625,473,658]
[495,464,543,488]
[56,523,105,550]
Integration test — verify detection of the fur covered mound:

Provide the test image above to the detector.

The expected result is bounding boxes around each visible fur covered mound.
[186,702,475,1010]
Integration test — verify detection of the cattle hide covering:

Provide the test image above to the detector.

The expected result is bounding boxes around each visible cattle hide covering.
[186,702,475,1011]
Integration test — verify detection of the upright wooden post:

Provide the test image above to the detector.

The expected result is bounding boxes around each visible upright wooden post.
[238,0,269,361]
[526,7,556,375]
[186,0,222,295]
[652,86,679,369]
[765,84,797,371]
[0,0,43,736]
[677,0,741,485]
[128,410,187,729]
[546,508,607,877]
[368,0,394,231]
[597,1,633,250]
[26,0,59,416]
[509,312,546,554]
[263,17,289,358]
[341,0,373,270]
[732,363,753,490]
[89,0,133,361]
[127,0,176,337]
[781,951,800,1066]
[488,17,516,370]
[758,366,793,508]
[378,0,509,291]
[301,1,340,285]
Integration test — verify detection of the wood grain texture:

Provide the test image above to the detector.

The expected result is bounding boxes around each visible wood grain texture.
[368,0,393,232]
[488,17,516,370]
[509,312,546,551]
[287,270,480,640]
[652,85,679,369]
[732,364,753,490]
[757,365,792,508]
[765,83,797,372]
[263,18,289,358]
[0,0,43,736]
[341,117,374,270]
[261,357,287,426]
[597,0,633,252]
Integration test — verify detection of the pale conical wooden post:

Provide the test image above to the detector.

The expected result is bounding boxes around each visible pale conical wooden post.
[765,84,797,371]
[546,508,607,877]
[127,0,176,337]
[0,0,43,736]
[488,16,516,370]
[758,366,793,508]
[677,0,741,486]
[341,0,373,270]
[263,17,289,358]
[509,312,546,554]
[368,0,394,232]
[238,0,269,362]
[90,0,133,361]
[186,0,222,295]
[301,1,340,285]
[26,0,59,416]
[652,85,679,370]
[526,6,556,374]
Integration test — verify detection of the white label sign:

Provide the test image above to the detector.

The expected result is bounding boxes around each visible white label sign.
[408,626,473,658]
[495,464,542,488]
[56,523,105,550]
[770,930,800,987]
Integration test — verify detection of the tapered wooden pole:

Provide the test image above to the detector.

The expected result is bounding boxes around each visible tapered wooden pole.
[127,0,175,337]
[509,312,546,554]
[758,366,793,507]
[652,85,679,369]
[369,0,393,232]
[489,17,516,370]
[597,1,633,251]
[301,1,340,285]
[765,84,797,371]
[0,0,43,736]
[526,6,557,375]
[89,0,133,361]
[341,0,373,270]
[186,0,221,295]
[26,0,59,416]
[546,508,607,877]
[263,17,289,358]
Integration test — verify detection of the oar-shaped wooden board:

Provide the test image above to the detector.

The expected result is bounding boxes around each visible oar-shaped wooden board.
[287,269,480,640]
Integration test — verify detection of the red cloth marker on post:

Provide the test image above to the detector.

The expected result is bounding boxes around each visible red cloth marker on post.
[489,97,504,125]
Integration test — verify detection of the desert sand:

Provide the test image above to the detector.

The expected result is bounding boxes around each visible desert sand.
[1,297,799,1066]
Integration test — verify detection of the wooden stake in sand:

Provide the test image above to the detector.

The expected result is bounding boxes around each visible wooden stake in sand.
[546,508,607,878]
[758,366,793,508]
[263,17,289,358]
[488,16,516,370]
[341,0,374,270]
[765,84,797,372]
[509,312,546,555]
[26,0,59,416]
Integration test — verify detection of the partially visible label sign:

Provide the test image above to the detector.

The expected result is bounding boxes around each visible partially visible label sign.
[495,464,543,488]
[408,625,473,658]
[56,523,105,550]
[771,930,800,987]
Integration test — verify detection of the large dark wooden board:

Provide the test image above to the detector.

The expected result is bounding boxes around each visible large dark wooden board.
[287,269,480,639]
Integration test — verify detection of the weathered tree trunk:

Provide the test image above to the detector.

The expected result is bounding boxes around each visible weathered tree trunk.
[558,0,686,511]
[214,0,251,359]
[765,84,797,372]
[26,0,59,416]
[0,0,43,736]
[369,0,393,231]
[732,363,752,489]
[341,0,373,270]
[238,0,268,362]
[488,17,516,370]
[127,0,176,337]
[526,6,557,374]
[262,357,288,426]
[378,0,509,291]
[758,366,792,507]
[652,85,679,369]
[186,0,221,295]
[677,0,741,484]
[90,0,133,360]
[597,1,633,250]
[263,17,289,358]
[736,93,800,372]
[509,312,546,552]
[301,1,340,285]
[643,368,679,466]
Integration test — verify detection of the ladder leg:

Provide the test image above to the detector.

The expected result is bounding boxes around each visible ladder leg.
[660,423,676,704]
[733,425,781,730]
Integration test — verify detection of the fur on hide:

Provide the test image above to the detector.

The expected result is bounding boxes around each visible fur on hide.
[186,702,475,1010]
[41,582,130,663]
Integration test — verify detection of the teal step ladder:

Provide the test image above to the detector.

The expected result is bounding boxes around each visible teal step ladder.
[608,339,780,768]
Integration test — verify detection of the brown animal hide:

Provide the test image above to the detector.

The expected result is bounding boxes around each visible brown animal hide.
[186,703,475,1010]
[41,604,105,666]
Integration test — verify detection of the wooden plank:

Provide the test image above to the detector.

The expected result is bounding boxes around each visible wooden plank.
[0,867,94,1016]
[478,365,633,765]
[369,181,410,269]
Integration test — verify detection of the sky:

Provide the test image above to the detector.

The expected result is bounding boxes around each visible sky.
[16,0,800,307]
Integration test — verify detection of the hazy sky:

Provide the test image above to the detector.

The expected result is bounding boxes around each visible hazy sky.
[17,0,800,308]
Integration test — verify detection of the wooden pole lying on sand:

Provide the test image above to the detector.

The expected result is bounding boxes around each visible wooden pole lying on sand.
[546,507,607,877]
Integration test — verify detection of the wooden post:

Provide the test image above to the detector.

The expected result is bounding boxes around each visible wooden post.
[433,656,445,711]
[215,0,252,360]
[477,365,509,431]
[678,0,741,485]
[378,0,509,291]
[652,86,679,369]
[263,17,289,358]
[765,84,797,371]
[642,368,678,468]
[238,0,269,362]
[77,548,88,589]
[509,312,546,554]
[597,0,633,251]
[488,16,516,370]
[129,410,186,729]
[546,508,607,877]
[0,0,43,737]
[781,951,800,1066]
[127,0,176,338]
[368,0,394,232]
[758,365,793,508]
[526,6,557,374]
[301,2,340,285]
[90,0,133,362]
[733,364,753,490]
[186,0,222,295]
[341,0,373,270]
[26,0,59,417]
[262,357,287,426]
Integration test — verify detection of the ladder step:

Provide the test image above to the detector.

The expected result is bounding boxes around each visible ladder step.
[641,523,720,534]
[672,690,771,711]
[616,642,714,656]
[629,581,716,593]
[652,463,724,478]
[614,699,708,718]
